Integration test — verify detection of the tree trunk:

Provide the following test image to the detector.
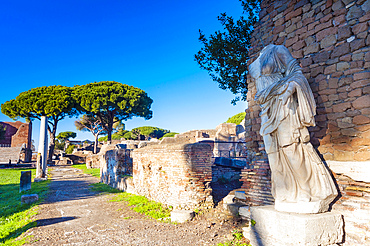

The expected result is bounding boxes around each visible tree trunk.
[48,130,56,162]
[107,122,113,143]
[47,120,58,162]
[94,134,98,154]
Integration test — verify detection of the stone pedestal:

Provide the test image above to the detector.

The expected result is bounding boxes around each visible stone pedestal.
[244,206,343,246]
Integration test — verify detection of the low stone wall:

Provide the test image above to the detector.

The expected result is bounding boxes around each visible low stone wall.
[131,143,214,210]
[100,149,134,192]
[332,173,370,244]
[0,147,22,163]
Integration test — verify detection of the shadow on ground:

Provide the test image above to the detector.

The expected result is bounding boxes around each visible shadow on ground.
[36,216,78,226]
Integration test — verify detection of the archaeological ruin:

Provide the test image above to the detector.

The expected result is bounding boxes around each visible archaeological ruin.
[93,0,369,244]
[0,121,32,163]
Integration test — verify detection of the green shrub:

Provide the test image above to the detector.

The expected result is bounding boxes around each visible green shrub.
[65,144,76,154]
[226,112,246,125]
[159,132,179,140]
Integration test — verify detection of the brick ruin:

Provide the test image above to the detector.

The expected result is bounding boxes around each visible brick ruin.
[97,123,247,210]
[0,121,32,163]
[93,1,369,242]
[241,0,369,244]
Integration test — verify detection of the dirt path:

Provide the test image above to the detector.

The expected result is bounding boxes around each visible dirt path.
[23,166,243,246]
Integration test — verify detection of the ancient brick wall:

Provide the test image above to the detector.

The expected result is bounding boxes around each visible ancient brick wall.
[212,165,241,183]
[0,121,32,162]
[242,0,369,244]
[0,121,32,148]
[131,143,214,210]
[246,0,369,161]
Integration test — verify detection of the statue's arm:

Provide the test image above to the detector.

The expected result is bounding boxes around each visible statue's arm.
[279,81,296,105]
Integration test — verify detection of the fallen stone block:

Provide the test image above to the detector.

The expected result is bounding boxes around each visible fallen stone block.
[223,194,235,204]
[34,177,48,182]
[171,210,194,223]
[235,191,246,200]
[239,206,250,220]
[223,203,240,217]
[21,194,39,205]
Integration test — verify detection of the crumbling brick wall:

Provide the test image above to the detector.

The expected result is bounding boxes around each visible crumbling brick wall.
[0,121,32,148]
[0,121,32,162]
[242,0,369,244]
[131,143,214,210]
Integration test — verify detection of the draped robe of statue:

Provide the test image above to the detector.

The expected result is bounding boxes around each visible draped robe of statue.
[249,44,338,213]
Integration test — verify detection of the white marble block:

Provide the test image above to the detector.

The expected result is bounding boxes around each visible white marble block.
[245,206,343,246]
[170,210,194,223]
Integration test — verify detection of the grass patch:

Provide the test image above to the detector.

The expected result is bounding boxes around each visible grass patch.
[72,164,100,178]
[89,183,122,194]
[0,168,50,245]
[110,192,171,220]
[217,230,251,246]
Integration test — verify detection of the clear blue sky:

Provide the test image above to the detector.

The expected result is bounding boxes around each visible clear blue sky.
[0,0,247,147]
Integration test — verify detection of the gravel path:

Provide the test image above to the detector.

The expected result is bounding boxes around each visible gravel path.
[23,166,245,246]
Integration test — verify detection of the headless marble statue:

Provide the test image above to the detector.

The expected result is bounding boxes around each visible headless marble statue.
[249,44,338,213]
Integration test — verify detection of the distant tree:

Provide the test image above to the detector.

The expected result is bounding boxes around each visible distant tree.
[55,139,65,151]
[56,131,77,142]
[56,131,77,151]
[131,126,170,140]
[123,131,135,140]
[226,112,246,125]
[195,0,260,104]
[1,86,78,161]
[0,124,6,140]
[75,114,105,154]
[73,81,153,142]
[96,119,127,143]
[65,144,76,154]
[98,130,129,142]
[160,132,179,140]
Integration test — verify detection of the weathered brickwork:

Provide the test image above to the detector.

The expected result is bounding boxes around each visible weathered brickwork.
[332,173,370,243]
[212,165,241,183]
[242,0,370,244]
[246,0,370,161]
[0,121,32,148]
[240,156,274,206]
[0,121,32,162]
[131,143,214,210]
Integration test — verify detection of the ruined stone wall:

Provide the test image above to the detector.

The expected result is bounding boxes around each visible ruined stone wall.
[131,143,214,210]
[0,121,32,148]
[242,0,370,244]
[100,149,135,192]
